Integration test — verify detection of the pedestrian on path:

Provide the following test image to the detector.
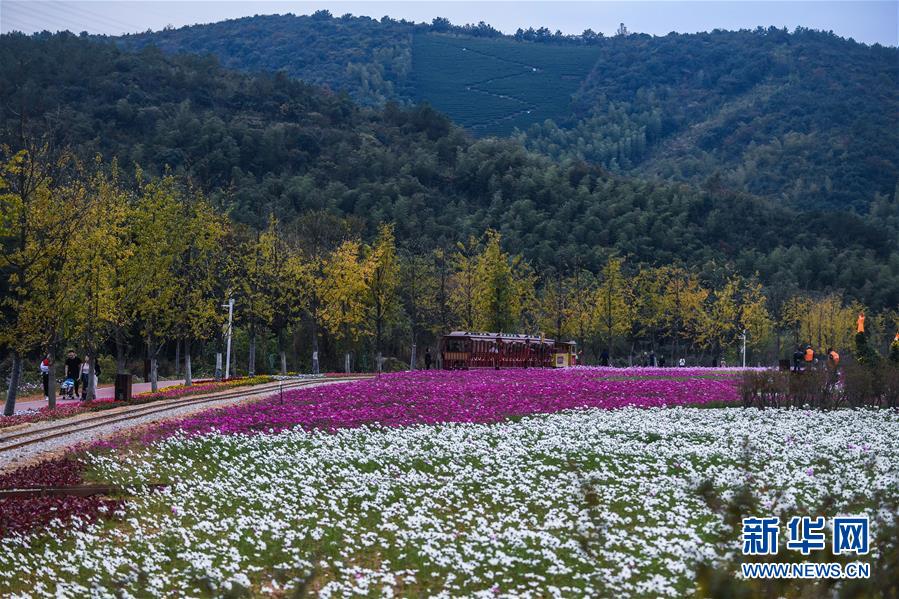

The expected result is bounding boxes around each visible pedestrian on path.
[424,348,433,370]
[80,356,101,400]
[80,356,91,400]
[64,350,81,397]
[40,354,51,401]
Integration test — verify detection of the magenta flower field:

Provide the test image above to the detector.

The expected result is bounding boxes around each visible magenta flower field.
[151,367,741,438]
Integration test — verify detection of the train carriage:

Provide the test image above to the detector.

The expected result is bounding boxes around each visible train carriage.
[439,331,577,369]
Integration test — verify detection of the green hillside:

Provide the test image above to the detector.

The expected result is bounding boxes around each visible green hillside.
[115,14,898,212]
[118,12,414,106]
[524,28,899,212]
[3,33,898,310]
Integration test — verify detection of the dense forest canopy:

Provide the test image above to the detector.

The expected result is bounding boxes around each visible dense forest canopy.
[2,32,897,314]
[116,12,899,212]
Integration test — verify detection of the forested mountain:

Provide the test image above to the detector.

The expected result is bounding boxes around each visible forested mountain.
[116,13,899,211]
[2,32,898,310]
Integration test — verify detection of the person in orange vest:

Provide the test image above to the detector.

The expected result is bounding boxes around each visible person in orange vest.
[804,346,815,365]
[857,312,865,334]
[827,347,840,368]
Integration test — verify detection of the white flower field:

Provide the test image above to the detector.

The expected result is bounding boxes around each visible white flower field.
[3,406,897,597]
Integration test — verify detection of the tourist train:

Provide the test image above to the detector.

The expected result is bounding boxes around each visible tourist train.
[439,331,577,369]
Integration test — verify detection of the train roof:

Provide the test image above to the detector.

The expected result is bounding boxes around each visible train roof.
[443,331,575,345]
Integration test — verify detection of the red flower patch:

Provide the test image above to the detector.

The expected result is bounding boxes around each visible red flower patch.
[0,458,123,539]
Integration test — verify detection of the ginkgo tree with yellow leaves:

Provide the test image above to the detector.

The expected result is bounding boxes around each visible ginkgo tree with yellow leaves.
[657,266,708,363]
[321,238,368,371]
[781,292,864,352]
[2,146,895,387]
[0,143,83,413]
[697,275,773,365]
[363,224,401,372]
[64,160,133,400]
[592,257,633,362]
[471,229,535,333]
[169,188,228,386]
[130,174,186,392]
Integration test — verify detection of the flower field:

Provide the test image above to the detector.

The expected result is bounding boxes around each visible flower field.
[1,368,897,597]
[148,368,742,438]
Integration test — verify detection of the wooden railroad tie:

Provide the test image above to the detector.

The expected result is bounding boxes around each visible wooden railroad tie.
[0,483,168,499]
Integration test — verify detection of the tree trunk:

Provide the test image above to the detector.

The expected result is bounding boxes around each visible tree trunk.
[184,338,193,386]
[87,353,96,402]
[115,329,127,375]
[410,343,417,371]
[248,326,256,377]
[311,315,320,375]
[4,350,22,417]
[280,350,287,375]
[344,352,351,374]
[376,316,383,372]
[149,337,159,392]
[47,341,57,410]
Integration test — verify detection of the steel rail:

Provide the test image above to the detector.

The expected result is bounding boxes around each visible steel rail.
[0,375,372,454]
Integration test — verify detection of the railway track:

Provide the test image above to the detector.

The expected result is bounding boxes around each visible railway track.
[0,375,372,455]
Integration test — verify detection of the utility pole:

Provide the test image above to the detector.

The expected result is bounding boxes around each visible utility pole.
[223,298,234,379]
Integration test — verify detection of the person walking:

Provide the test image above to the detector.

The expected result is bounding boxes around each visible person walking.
[64,350,81,398]
[804,345,815,369]
[80,356,91,400]
[80,356,101,400]
[40,354,52,401]
[792,347,803,372]
[424,348,433,370]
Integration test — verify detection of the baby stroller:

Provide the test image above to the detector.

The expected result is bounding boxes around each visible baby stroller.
[60,378,76,400]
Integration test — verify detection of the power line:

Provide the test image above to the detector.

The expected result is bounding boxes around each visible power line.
[42,0,140,32]
[9,1,141,34]
[4,1,102,33]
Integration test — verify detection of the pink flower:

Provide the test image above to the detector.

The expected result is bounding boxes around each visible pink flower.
[140,368,742,441]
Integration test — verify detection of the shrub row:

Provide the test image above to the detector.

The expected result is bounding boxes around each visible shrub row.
[740,363,899,409]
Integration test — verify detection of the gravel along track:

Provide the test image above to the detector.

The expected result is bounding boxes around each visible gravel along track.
[0,377,370,471]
